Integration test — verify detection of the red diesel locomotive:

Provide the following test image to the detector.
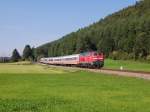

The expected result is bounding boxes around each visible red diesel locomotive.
[40,51,104,68]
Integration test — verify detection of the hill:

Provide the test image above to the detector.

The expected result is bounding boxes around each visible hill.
[35,0,150,60]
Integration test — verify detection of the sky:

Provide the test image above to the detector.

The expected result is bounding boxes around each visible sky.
[0,0,138,57]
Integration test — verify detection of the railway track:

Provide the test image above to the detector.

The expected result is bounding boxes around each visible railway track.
[102,68,150,74]
[40,63,150,80]
[88,68,150,80]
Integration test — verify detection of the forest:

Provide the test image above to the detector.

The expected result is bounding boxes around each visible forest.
[35,0,150,61]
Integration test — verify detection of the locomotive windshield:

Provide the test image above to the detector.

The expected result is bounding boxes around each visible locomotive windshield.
[94,52,98,56]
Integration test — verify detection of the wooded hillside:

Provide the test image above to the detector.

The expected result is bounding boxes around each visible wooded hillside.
[36,0,150,61]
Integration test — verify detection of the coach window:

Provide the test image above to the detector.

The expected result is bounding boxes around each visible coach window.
[73,57,77,60]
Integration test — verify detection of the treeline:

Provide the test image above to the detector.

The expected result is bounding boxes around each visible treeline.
[6,45,35,62]
[35,0,150,61]
[0,57,10,63]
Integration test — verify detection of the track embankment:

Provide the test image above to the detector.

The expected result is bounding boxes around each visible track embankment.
[89,69,150,80]
[42,64,150,80]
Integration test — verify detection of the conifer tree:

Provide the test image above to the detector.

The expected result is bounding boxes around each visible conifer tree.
[11,49,21,62]
[23,45,32,60]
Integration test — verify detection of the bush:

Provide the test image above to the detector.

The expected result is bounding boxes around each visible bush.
[146,55,150,62]
[109,51,118,60]
[128,53,135,60]
[109,51,130,60]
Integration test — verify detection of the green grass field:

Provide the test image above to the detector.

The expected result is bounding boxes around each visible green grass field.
[0,63,150,112]
[105,59,150,72]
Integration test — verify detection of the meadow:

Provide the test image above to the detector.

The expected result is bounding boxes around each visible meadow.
[0,63,150,112]
[105,59,150,72]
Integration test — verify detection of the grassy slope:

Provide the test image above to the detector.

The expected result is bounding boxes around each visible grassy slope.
[0,63,150,112]
[105,59,150,72]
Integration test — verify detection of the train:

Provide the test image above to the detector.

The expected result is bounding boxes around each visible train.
[40,51,104,68]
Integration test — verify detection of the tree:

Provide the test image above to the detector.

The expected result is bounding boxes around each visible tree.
[97,36,115,57]
[23,45,32,60]
[134,32,150,59]
[11,49,21,62]
[76,35,96,53]
[31,47,36,61]
[35,0,150,60]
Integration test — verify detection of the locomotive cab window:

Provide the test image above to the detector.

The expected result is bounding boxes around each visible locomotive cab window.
[94,53,98,56]
[98,52,103,55]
